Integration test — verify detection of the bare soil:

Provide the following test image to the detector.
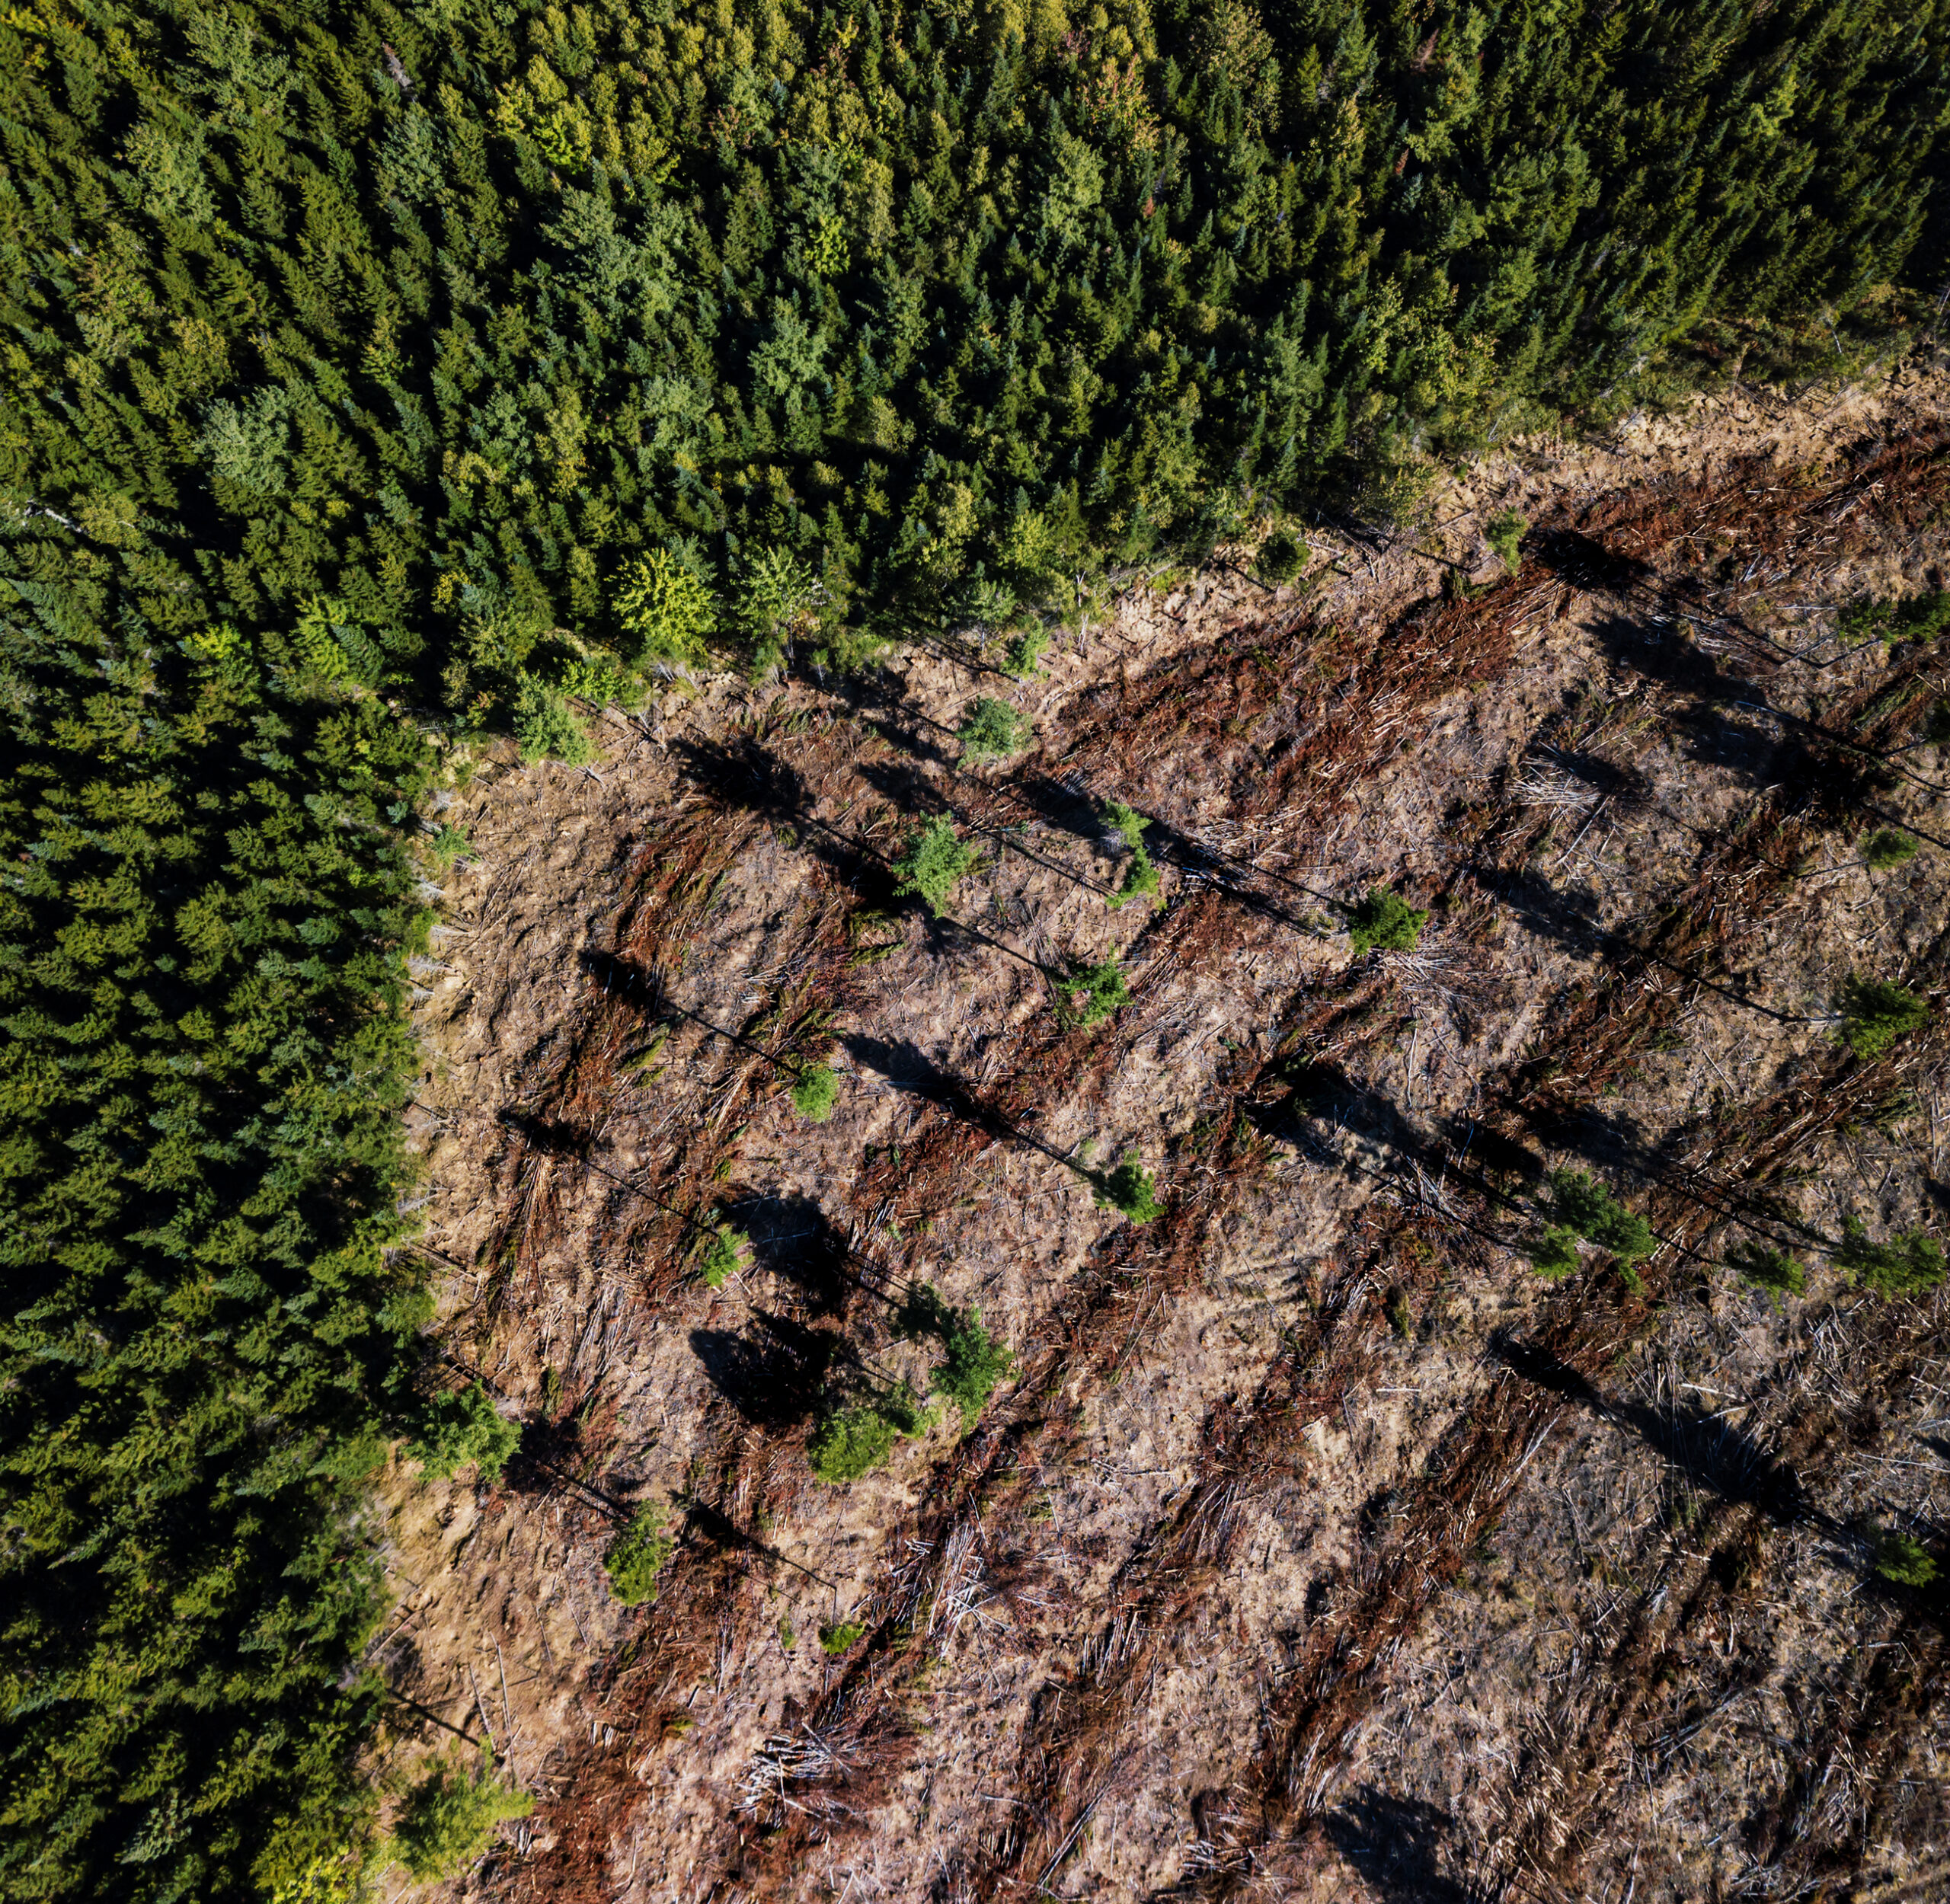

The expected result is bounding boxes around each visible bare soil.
[372,358,1950,1904]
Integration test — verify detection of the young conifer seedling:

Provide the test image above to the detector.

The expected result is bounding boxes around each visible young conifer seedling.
[893,817,978,916]
[700,1223,748,1288]
[1728,1240,1807,1302]
[1836,1217,1945,1295]
[1256,527,1308,583]
[1103,801,1161,909]
[1863,828,1920,871]
[1872,1529,1939,1589]
[1840,976,1929,1059]
[957,696,1031,759]
[1346,887,1427,954]
[1485,510,1526,575]
[603,1503,675,1606]
[1093,1155,1164,1224]
[1059,957,1129,1026]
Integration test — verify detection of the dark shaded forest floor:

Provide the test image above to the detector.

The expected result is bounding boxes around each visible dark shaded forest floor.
[378,364,1950,1902]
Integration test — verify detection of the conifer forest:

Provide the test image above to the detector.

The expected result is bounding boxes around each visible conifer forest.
[8,0,1950,1898]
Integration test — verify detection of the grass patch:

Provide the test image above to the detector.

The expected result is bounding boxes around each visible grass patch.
[790,1062,839,1122]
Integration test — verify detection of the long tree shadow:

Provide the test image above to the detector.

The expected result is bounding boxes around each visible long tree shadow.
[1535,525,1835,672]
[1003,771,1112,851]
[1490,1334,1831,1532]
[1273,1045,1776,1261]
[1322,1787,1474,1904]
[497,1104,596,1157]
[718,1191,853,1316]
[679,1497,839,1588]
[855,756,1123,909]
[825,663,958,765]
[1522,1097,1659,1181]
[673,730,815,828]
[857,754,951,817]
[1487,865,1609,957]
[679,732,1342,959]
[670,736,1057,970]
[1488,864,1822,1032]
[1252,1060,1549,1257]
[689,1311,834,1430]
[1583,604,1937,798]
[1532,528,1658,596]
[1005,770,1342,922]
[1529,742,1653,807]
[839,1030,1074,1171]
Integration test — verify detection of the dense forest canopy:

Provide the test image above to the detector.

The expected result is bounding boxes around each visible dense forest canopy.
[1,0,1945,1897]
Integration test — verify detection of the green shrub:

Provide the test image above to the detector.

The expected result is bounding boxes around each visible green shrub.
[551,651,637,706]
[1728,1240,1807,1300]
[1863,828,1920,870]
[1256,527,1309,582]
[1104,801,1151,852]
[893,817,977,916]
[411,1383,521,1483]
[615,549,714,668]
[1527,1225,1583,1281]
[1872,1529,1939,1589]
[1004,628,1049,677]
[392,1751,533,1882]
[603,1503,676,1606]
[790,1062,839,1121]
[1485,510,1526,575]
[427,822,473,865]
[1838,590,1950,650]
[807,1401,913,1482]
[1547,1170,1657,1263]
[700,1224,748,1288]
[1098,801,1162,907]
[513,679,596,766]
[1111,848,1161,910]
[1093,1156,1164,1224]
[1059,958,1129,1026]
[1346,887,1428,954]
[929,1307,1017,1424]
[1836,1217,1945,1296]
[1840,976,1929,1059]
[818,1619,867,1656]
[957,696,1031,759]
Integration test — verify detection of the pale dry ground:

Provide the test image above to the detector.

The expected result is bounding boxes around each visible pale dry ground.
[369,360,1950,1904]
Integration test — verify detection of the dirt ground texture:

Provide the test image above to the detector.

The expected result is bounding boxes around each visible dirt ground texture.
[372,356,1950,1903]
